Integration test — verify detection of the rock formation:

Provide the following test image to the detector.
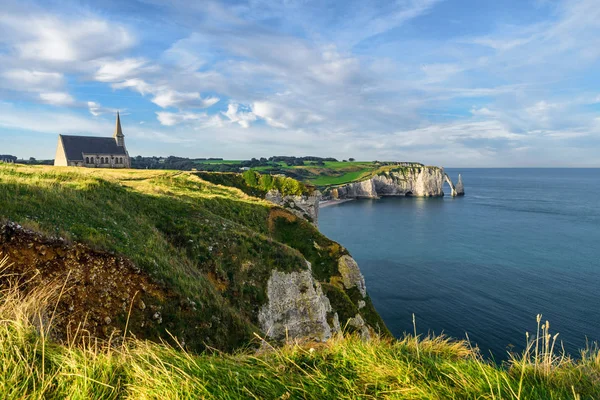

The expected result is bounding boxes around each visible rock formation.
[455,174,465,196]
[258,267,337,342]
[330,166,464,199]
[265,190,320,224]
[337,255,367,298]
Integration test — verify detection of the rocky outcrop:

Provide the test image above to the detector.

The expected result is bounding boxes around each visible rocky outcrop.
[348,314,370,340]
[455,174,465,196]
[330,166,464,199]
[265,190,320,224]
[337,255,367,298]
[258,267,337,342]
[330,179,377,199]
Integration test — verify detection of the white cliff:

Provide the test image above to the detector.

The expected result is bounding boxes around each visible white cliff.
[330,166,464,199]
[258,255,373,343]
[258,268,336,342]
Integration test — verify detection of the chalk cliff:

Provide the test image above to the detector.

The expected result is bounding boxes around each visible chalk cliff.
[265,190,320,224]
[330,166,464,199]
[259,266,338,342]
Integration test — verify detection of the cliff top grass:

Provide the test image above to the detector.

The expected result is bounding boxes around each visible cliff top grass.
[0,163,386,352]
[196,170,314,197]
[2,265,599,400]
[251,161,428,188]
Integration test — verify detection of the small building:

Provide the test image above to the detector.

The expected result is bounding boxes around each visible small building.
[0,155,17,163]
[54,112,131,168]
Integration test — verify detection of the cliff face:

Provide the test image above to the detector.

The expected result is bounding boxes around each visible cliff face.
[259,266,336,342]
[265,190,320,224]
[330,166,464,198]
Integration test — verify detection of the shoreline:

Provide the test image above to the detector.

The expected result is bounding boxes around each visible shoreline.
[319,198,355,208]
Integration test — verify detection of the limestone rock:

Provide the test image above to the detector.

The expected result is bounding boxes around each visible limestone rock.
[333,179,378,199]
[329,166,465,199]
[265,190,320,224]
[348,314,370,340]
[455,174,465,196]
[337,255,367,298]
[259,269,333,342]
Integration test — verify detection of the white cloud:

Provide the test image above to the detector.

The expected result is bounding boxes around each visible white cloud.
[112,79,154,95]
[95,58,149,82]
[3,16,135,63]
[0,69,64,92]
[87,101,119,117]
[252,101,323,129]
[156,111,223,127]
[39,92,75,106]
[222,103,257,128]
[152,91,220,109]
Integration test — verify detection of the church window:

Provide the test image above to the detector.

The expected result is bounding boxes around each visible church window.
[85,157,89,163]
[101,157,105,163]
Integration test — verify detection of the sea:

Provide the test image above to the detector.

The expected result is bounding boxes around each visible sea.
[319,168,600,360]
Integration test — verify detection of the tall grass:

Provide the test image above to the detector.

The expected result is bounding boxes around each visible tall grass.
[1,255,599,399]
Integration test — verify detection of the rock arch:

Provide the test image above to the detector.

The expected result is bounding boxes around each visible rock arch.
[444,173,465,197]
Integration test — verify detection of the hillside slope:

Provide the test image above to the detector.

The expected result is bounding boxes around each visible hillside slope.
[0,164,387,352]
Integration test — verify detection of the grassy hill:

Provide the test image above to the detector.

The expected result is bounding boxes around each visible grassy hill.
[0,164,385,352]
[0,164,599,398]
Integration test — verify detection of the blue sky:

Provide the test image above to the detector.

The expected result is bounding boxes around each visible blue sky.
[0,0,599,166]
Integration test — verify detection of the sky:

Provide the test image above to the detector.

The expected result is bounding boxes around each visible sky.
[0,0,599,167]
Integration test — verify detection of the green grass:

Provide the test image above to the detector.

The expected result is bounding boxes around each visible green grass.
[0,164,374,352]
[1,261,599,399]
[310,169,373,186]
[249,161,431,189]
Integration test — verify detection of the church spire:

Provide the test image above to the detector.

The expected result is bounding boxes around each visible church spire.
[114,111,124,138]
[114,111,125,147]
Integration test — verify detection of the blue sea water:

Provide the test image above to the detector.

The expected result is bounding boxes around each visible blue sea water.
[319,169,600,359]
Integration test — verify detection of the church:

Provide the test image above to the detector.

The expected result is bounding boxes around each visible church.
[54,112,131,168]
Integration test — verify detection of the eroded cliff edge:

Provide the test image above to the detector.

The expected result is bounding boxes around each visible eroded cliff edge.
[328,166,465,199]
[0,165,387,352]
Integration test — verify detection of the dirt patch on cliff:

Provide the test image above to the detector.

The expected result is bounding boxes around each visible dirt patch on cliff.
[0,222,186,344]
[267,208,297,232]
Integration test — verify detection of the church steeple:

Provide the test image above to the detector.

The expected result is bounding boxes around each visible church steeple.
[114,111,125,147]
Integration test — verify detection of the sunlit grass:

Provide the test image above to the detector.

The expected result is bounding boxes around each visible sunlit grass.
[1,254,598,399]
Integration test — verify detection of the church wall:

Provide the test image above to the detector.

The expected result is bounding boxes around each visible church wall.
[82,153,130,169]
[54,137,68,167]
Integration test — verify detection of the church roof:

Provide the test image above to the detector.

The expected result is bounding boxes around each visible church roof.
[60,135,128,161]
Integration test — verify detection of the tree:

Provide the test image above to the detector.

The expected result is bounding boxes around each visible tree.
[349,157,355,162]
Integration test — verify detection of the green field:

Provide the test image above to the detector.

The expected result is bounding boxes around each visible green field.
[251,161,384,187]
